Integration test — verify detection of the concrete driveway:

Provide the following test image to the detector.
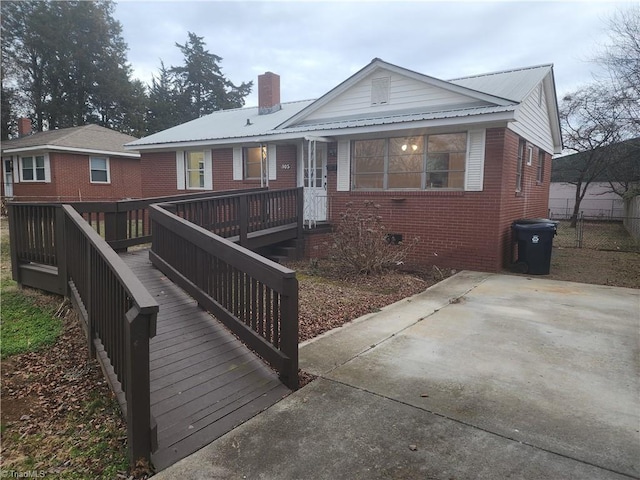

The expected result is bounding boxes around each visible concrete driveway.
[153,272,640,480]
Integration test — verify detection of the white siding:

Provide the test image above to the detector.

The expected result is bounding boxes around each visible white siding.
[268,144,277,180]
[336,140,350,191]
[509,84,554,153]
[305,71,487,123]
[176,151,185,189]
[232,147,242,180]
[465,129,485,191]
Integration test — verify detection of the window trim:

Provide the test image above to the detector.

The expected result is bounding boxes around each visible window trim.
[537,150,545,184]
[526,145,533,166]
[243,145,267,180]
[516,139,526,193]
[19,153,50,183]
[184,151,206,190]
[350,132,467,191]
[89,156,110,184]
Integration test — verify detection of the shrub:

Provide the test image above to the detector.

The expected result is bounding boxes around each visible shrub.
[330,201,418,275]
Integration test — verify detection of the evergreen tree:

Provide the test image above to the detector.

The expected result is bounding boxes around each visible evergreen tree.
[1,0,141,135]
[170,32,252,121]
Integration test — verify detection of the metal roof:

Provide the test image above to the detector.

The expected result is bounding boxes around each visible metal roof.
[127,100,314,147]
[125,62,555,150]
[449,65,552,103]
[2,124,140,156]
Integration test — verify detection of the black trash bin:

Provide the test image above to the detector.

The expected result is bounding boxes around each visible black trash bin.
[512,218,558,275]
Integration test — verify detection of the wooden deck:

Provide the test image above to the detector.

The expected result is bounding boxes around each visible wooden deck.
[120,249,291,471]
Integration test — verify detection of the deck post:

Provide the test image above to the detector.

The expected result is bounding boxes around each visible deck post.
[105,208,128,253]
[55,206,68,297]
[124,306,157,464]
[280,275,299,390]
[7,204,21,286]
[296,187,304,259]
[239,195,248,247]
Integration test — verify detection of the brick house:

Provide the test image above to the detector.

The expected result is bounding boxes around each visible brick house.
[1,121,141,202]
[126,58,562,272]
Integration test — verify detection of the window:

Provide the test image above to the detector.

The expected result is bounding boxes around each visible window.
[90,156,109,183]
[244,146,266,179]
[426,134,466,189]
[20,155,46,182]
[516,139,526,192]
[351,133,467,190]
[526,145,533,166]
[537,150,545,183]
[186,151,205,189]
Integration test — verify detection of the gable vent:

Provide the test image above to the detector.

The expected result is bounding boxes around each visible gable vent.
[371,77,390,105]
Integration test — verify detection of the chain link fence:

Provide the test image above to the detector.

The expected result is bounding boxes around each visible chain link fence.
[549,213,639,252]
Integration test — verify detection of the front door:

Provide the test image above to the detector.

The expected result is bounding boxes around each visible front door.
[4,159,14,197]
[302,141,327,226]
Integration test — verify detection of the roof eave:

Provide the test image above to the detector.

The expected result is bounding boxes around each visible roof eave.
[2,144,140,158]
[126,110,516,151]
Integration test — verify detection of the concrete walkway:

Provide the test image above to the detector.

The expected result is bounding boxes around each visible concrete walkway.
[153,272,640,480]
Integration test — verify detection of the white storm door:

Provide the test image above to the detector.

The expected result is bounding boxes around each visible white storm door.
[4,159,14,197]
[303,141,327,225]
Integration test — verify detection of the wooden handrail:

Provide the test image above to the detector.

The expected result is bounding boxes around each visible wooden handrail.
[149,203,299,389]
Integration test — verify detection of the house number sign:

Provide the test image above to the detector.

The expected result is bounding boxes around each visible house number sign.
[281,164,291,170]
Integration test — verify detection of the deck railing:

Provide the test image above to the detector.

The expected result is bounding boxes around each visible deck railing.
[165,187,304,248]
[6,186,301,463]
[150,202,299,389]
[7,203,159,464]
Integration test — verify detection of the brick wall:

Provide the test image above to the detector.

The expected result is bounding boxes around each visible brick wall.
[141,144,299,197]
[12,152,141,202]
[324,128,552,273]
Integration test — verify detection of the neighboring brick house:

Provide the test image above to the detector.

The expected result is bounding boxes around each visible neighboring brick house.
[126,58,562,272]
[1,121,141,202]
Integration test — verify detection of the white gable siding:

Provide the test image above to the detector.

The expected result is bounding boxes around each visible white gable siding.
[508,84,554,153]
[304,71,487,123]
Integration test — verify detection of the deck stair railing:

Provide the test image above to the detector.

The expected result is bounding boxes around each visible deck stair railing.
[6,186,302,463]
[7,202,159,464]
[149,189,301,389]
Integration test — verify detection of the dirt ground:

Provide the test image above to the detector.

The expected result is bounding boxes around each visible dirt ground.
[544,247,640,289]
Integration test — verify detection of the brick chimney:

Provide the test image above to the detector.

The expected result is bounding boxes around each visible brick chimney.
[258,72,281,115]
[18,117,32,137]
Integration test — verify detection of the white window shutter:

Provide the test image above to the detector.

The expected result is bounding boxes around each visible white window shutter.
[12,158,19,183]
[465,129,485,192]
[176,151,185,190]
[336,140,350,191]
[43,154,51,183]
[204,149,213,190]
[233,147,243,180]
[268,144,277,180]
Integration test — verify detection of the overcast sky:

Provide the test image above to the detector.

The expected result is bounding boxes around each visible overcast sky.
[113,1,632,107]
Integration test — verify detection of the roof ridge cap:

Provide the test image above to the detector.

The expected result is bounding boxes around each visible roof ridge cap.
[449,64,552,81]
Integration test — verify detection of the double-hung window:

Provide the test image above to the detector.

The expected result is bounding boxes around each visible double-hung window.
[90,156,110,183]
[20,155,47,182]
[351,132,467,190]
[244,146,266,180]
[537,150,545,183]
[186,151,205,189]
[516,139,526,192]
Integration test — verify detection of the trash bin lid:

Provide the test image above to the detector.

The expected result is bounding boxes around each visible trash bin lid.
[513,218,558,225]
